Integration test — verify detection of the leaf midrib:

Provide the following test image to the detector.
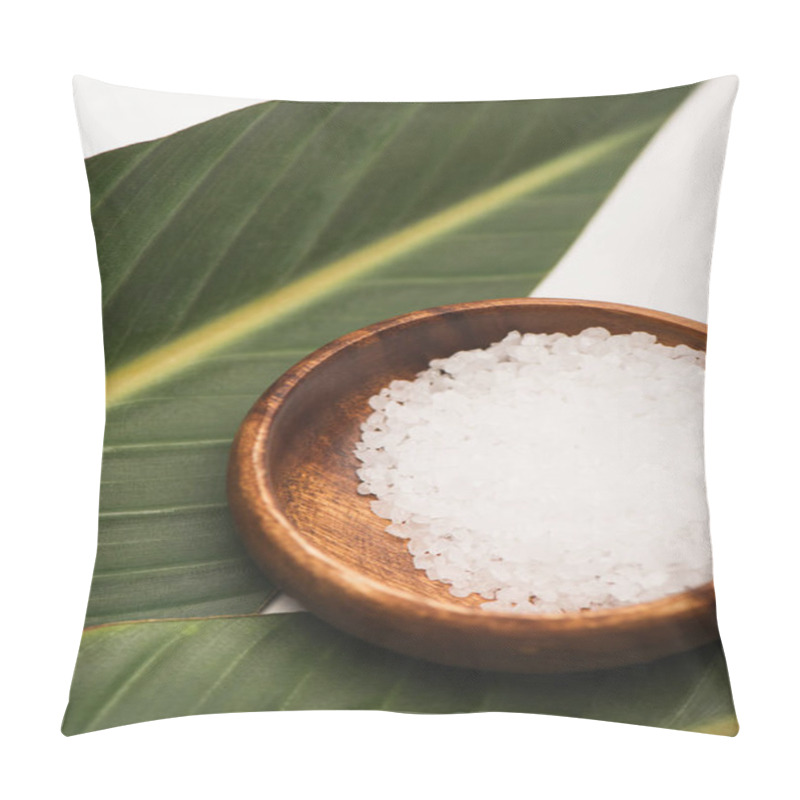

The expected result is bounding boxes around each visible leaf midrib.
[105,116,663,406]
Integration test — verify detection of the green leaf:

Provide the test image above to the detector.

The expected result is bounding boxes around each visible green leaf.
[86,85,695,625]
[72,86,739,736]
[62,614,738,736]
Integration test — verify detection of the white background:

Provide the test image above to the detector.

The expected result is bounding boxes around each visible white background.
[3,1,797,798]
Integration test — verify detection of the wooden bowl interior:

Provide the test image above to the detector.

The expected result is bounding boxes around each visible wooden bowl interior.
[265,302,708,613]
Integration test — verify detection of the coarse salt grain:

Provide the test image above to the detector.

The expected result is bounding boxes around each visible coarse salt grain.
[354,328,711,614]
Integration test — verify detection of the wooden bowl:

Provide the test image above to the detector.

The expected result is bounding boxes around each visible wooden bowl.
[228,298,719,673]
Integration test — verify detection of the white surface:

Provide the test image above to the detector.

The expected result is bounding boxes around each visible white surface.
[73,75,259,156]
[5,2,798,799]
[532,77,738,322]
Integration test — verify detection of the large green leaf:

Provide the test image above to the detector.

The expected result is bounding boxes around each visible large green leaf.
[62,613,737,736]
[86,85,695,625]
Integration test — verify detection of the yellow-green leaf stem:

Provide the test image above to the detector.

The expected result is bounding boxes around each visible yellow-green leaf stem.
[105,121,659,406]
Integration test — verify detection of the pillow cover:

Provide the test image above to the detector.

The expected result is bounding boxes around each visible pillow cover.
[63,75,738,735]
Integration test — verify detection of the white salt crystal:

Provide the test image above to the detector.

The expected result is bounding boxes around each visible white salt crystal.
[354,329,711,613]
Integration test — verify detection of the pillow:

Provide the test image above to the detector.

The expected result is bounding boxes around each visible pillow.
[63,75,738,736]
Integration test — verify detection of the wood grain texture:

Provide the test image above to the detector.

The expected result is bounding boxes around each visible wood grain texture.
[228,298,717,673]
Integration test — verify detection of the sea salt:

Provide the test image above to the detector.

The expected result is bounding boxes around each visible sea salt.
[354,328,711,613]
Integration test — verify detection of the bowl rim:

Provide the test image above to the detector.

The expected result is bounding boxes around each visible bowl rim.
[228,298,714,648]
